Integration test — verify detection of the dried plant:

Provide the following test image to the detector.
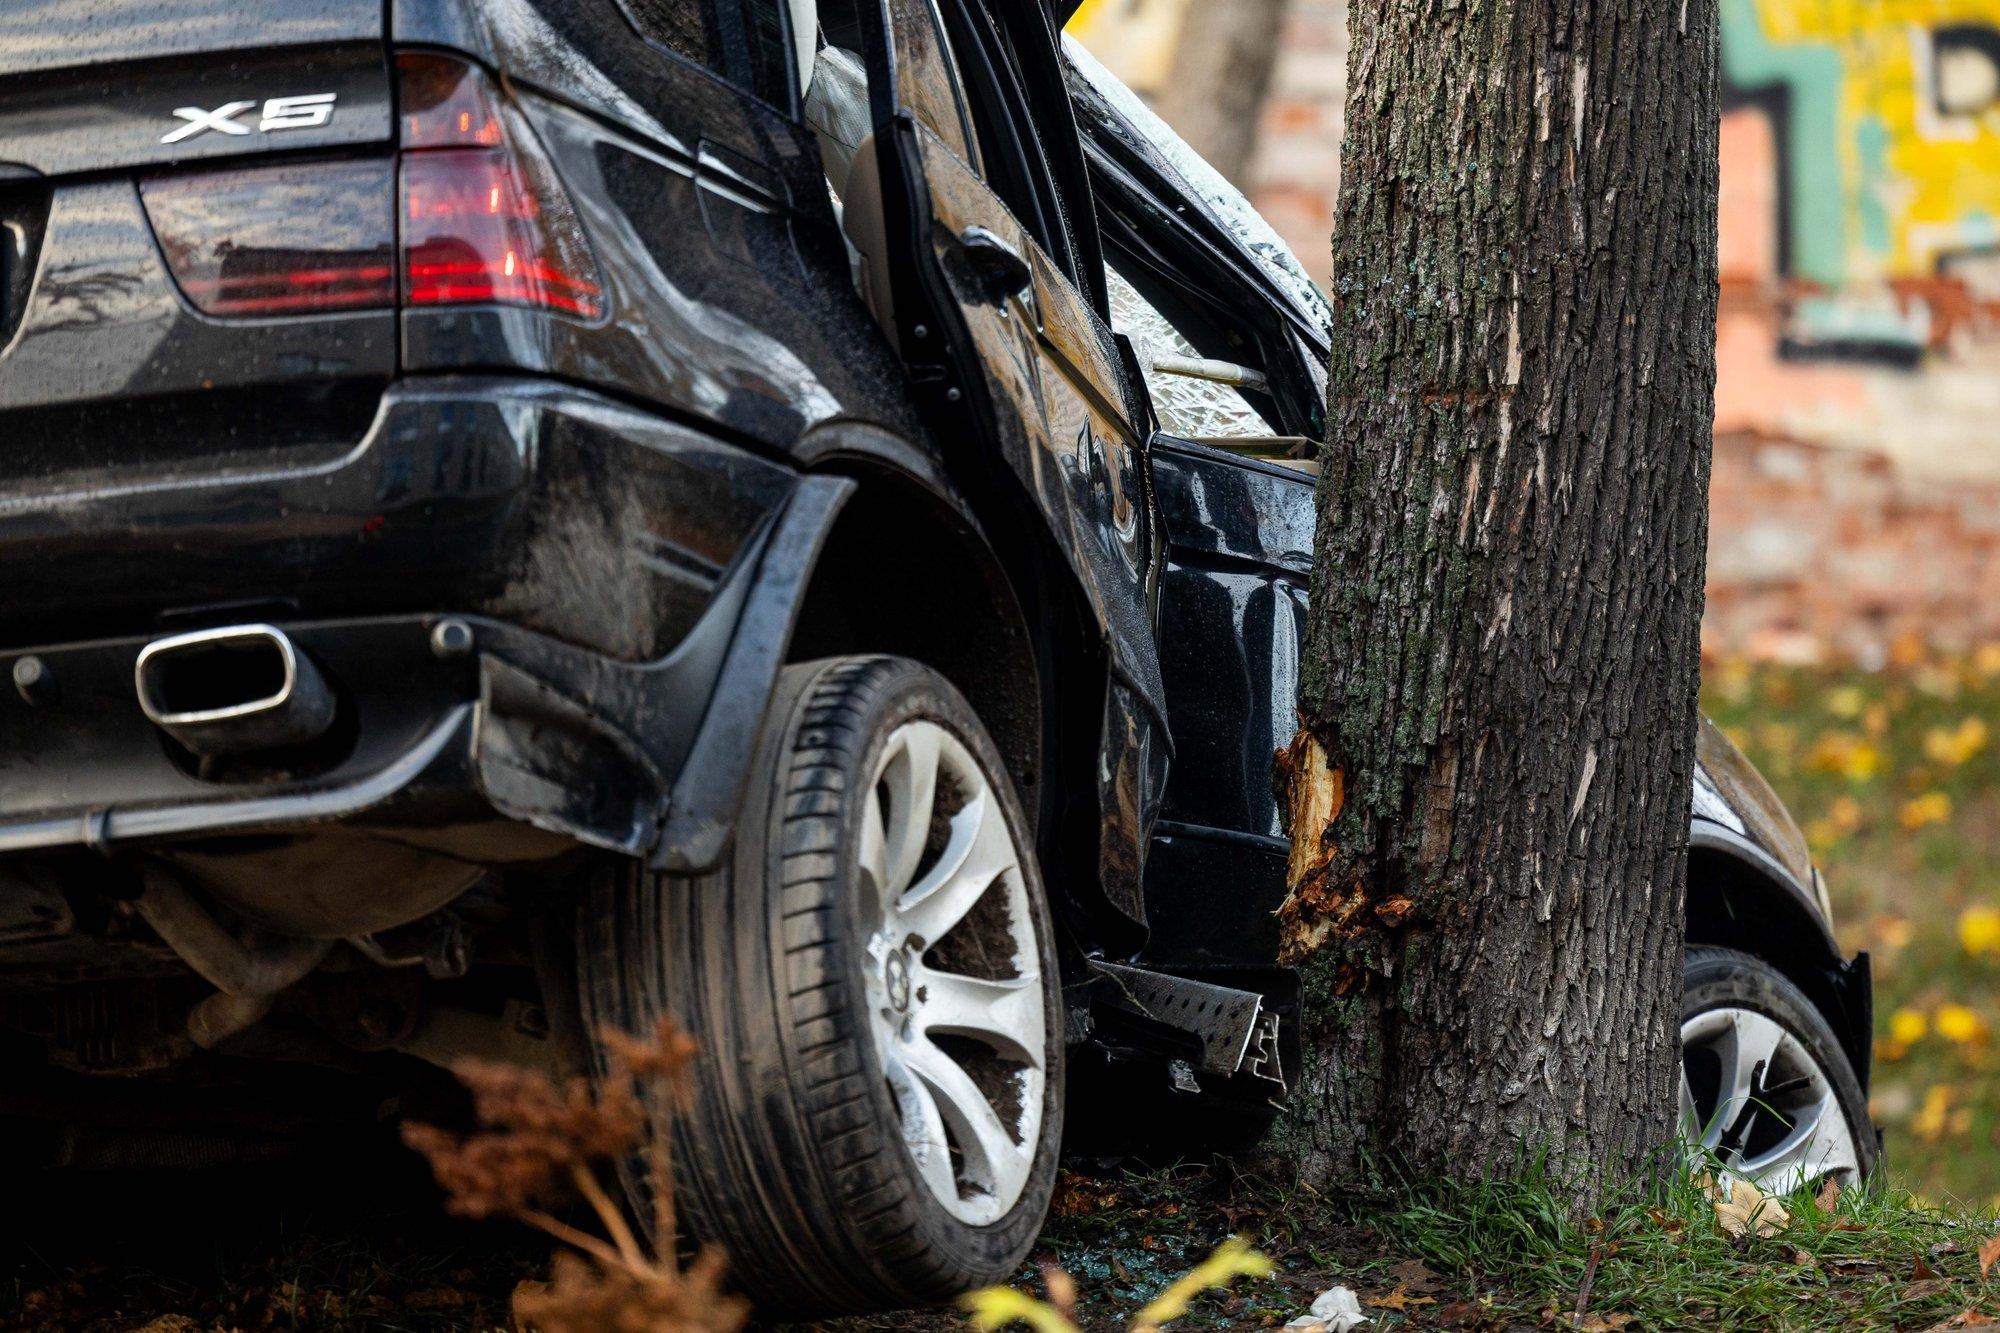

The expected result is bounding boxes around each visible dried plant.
[402,1015,748,1332]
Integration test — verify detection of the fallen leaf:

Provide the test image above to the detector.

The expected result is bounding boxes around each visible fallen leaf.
[1817,1176,1840,1213]
[1709,1174,1791,1239]
[1908,1280,1952,1301]
[1981,1235,2000,1279]
[1367,1284,1435,1311]
[1922,1311,2000,1331]
[1916,1255,1943,1281]
[1385,1257,1441,1289]
[1434,1301,1484,1329]
[1576,1316,1634,1333]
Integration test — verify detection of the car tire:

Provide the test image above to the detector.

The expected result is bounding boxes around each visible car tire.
[578,655,1063,1316]
[1682,945,1878,1190]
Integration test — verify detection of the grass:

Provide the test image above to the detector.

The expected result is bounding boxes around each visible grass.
[1702,645,2000,1207]
[925,1158,2000,1331]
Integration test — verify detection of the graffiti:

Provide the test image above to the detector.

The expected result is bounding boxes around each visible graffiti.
[1724,0,2000,353]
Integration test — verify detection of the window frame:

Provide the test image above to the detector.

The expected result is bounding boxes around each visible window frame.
[613,0,805,116]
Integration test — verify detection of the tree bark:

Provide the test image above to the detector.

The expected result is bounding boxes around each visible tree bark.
[1153,0,1289,186]
[1277,0,1718,1196]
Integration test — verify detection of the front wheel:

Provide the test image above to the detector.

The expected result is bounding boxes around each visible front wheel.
[578,656,1063,1317]
[1681,946,1878,1191]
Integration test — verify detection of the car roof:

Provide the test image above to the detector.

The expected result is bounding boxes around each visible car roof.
[1061,33,1333,350]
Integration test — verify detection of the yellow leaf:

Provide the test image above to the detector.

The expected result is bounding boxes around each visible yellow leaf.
[1935,1004,1988,1046]
[1899,791,1952,830]
[1890,1007,1928,1046]
[1923,717,1990,766]
[1915,1085,1954,1143]
[1959,906,2000,958]
[1368,1284,1436,1311]
[1709,1174,1791,1238]
[960,1286,1081,1332]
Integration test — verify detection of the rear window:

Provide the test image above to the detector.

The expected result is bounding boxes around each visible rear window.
[618,0,798,108]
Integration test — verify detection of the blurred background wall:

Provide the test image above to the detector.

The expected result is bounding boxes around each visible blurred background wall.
[1070,0,2000,667]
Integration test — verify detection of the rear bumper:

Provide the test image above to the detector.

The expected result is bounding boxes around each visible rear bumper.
[0,612,716,861]
[0,375,797,662]
[0,375,830,866]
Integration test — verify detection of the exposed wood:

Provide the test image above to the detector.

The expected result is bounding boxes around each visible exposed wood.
[1279,0,1719,1195]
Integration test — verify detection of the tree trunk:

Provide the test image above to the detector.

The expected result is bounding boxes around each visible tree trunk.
[1277,0,1718,1196]
[1153,0,1289,186]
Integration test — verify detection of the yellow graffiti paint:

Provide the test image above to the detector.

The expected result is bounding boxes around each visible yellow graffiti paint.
[1729,0,2000,285]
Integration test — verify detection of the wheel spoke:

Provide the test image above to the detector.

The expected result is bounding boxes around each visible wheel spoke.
[916,965,1044,1067]
[882,725,942,895]
[1719,1011,1786,1126]
[896,789,1010,947]
[885,1050,960,1205]
[1739,1091,1858,1188]
[857,785,888,900]
[904,1035,1032,1206]
[1679,1067,1703,1142]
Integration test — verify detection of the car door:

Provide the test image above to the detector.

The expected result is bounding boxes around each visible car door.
[838,0,1168,931]
[1078,173,1329,970]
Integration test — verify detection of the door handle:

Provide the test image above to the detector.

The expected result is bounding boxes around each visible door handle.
[956,225,1032,304]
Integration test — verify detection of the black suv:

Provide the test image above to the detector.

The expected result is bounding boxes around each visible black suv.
[0,0,1874,1316]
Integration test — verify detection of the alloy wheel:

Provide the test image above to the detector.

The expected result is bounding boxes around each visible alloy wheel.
[1680,1005,1861,1190]
[857,720,1047,1226]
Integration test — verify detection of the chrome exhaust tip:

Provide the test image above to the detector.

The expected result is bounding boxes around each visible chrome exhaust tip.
[135,624,335,755]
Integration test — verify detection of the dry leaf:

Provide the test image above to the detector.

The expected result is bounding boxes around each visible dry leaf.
[1367,1284,1435,1311]
[1708,1174,1791,1239]
[1816,1176,1840,1212]
[1576,1316,1634,1333]
[1922,1311,2000,1331]
[1916,1255,1943,1281]
[1981,1235,2000,1279]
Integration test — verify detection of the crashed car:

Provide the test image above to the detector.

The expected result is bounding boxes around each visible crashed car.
[0,0,1873,1316]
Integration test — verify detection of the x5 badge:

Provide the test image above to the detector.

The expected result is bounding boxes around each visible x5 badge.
[161,94,337,145]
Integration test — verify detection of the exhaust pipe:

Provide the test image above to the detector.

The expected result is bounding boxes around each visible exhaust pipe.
[135,623,335,755]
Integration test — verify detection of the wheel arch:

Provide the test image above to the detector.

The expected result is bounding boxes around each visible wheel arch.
[785,447,1042,804]
[789,422,1139,958]
[1686,823,1874,1092]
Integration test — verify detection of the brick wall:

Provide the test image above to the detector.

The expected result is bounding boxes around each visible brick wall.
[1706,433,2000,662]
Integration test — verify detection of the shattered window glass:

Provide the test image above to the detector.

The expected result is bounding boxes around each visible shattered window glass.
[1104,264,1276,440]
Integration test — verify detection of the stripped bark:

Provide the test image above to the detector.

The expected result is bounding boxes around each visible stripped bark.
[1278,0,1718,1196]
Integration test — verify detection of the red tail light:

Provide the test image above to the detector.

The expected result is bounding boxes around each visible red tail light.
[141,53,602,322]
[396,53,603,320]
[142,160,395,318]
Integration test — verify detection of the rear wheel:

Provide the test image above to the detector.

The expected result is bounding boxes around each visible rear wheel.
[578,655,1062,1316]
[1681,946,1877,1191]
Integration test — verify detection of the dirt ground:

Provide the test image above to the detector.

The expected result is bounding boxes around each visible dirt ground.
[0,1142,1497,1333]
